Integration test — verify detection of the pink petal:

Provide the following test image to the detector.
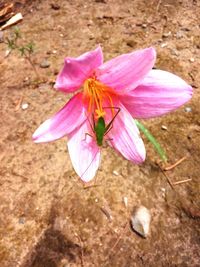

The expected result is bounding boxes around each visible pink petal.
[33,93,86,143]
[122,69,193,118]
[55,46,103,93]
[97,47,156,93]
[108,104,146,163]
[68,121,100,182]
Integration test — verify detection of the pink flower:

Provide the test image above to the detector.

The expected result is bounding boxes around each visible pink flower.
[33,46,192,182]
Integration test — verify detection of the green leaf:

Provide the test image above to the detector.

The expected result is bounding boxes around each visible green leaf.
[14,27,21,39]
[26,42,35,53]
[6,38,16,49]
[18,46,25,56]
[135,120,167,162]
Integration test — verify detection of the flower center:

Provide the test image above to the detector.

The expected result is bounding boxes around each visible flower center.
[83,78,115,119]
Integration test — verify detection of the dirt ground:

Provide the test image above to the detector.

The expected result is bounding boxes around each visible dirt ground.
[0,0,200,266]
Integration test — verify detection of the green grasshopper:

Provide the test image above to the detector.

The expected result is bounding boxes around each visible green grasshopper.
[81,107,120,178]
[90,107,120,146]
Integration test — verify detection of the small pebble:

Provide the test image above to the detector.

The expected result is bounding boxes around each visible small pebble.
[142,23,147,28]
[161,188,166,197]
[162,31,171,38]
[113,170,119,176]
[189,58,195,63]
[161,125,168,130]
[185,107,192,113]
[161,43,168,48]
[18,217,25,224]
[5,49,11,57]
[21,103,29,110]
[123,197,128,207]
[24,77,29,82]
[131,206,151,238]
[40,59,50,68]
[52,50,57,54]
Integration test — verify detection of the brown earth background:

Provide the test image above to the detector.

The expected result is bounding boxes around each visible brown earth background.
[0,0,200,266]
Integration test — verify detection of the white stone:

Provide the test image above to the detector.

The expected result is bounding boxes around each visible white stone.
[123,196,128,207]
[21,103,29,110]
[161,125,168,130]
[131,206,151,238]
[113,170,119,176]
[161,43,168,48]
[162,31,171,37]
[185,107,192,112]
[5,49,11,57]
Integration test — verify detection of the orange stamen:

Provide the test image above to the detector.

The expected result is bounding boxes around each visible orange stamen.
[83,78,115,119]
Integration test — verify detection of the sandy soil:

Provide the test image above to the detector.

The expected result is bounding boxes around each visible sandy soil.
[0,0,200,266]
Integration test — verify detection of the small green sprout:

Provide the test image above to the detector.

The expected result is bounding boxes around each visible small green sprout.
[5,27,39,78]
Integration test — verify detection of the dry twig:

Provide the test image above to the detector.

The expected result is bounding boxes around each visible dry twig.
[157,164,174,189]
[164,156,187,171]
[100,206,113,221]
[83,184,101,189]
[15,96,23,111]
[172,178,192,185]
